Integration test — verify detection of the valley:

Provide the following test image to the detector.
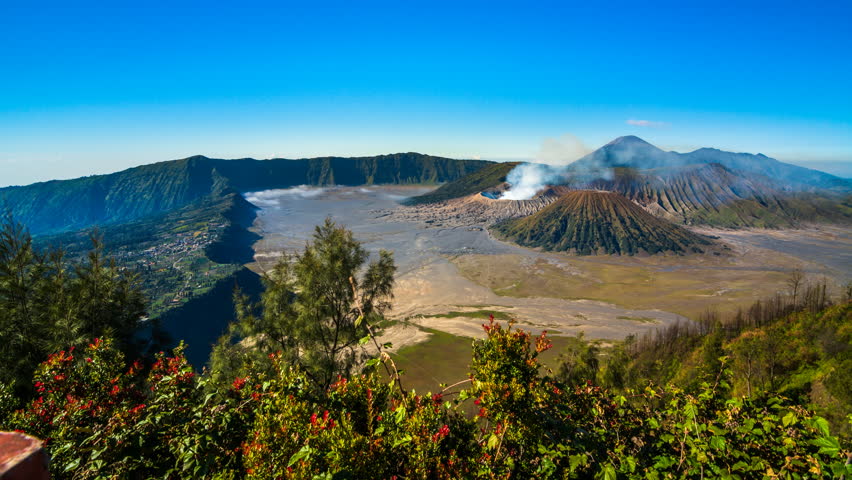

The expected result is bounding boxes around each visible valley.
[246,185,850,364]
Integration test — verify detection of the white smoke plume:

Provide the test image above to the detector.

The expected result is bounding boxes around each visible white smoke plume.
[500,163,566,200]
[499,134,590,200]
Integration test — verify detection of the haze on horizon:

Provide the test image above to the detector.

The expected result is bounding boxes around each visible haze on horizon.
[1,1,851,187]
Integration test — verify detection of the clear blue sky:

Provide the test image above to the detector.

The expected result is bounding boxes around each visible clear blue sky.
[2,0,851,186]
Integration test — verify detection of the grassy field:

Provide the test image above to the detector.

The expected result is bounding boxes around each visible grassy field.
[390,328,581,395]
[451,253,795,319]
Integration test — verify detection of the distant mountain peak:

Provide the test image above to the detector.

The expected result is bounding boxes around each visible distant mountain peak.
[605,135,656,148]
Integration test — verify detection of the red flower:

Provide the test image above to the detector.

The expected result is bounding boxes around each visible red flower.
[85,357,93,363]
[53,374,65,382]
[310,413,318,425]
[432,424,450,442]
[232,377,247,391]
[109,385,120,396]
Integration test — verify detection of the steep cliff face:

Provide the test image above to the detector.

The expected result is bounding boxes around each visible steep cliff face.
[492,190,712,255]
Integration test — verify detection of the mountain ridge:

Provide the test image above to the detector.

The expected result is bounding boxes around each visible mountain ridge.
[570,137,848,192]
[1,153,492,235]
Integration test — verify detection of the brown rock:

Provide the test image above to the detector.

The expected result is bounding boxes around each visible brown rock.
[0,432,50,480]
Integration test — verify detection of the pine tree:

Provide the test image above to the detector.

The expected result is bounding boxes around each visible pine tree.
[216,218,396,391]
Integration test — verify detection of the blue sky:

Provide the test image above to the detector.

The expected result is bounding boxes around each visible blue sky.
[1,0,851,186]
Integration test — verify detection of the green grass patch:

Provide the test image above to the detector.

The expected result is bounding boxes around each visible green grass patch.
[391,329,473,395]
[389,328,580,397]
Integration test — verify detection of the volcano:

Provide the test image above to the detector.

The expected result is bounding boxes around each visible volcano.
[492,190,712,255]
[408,136,851,229]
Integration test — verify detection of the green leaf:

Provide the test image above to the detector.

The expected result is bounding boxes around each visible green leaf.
[287,445,312,467]
[709,436,726,451]
[625,455,637,473]
[392,434,412,447]
[782,411,796,427]
[64,457,81,472]
[813,435,840,455]
[487,433,500,450]
[813,416,830,437]
[365,358,381,368]
[355,314,364,327]
[569,454,588,472]
[684,402,698,421]
[358,335,371,346]
[394,405,406,424]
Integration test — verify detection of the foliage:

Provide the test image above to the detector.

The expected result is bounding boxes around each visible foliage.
[616,279,852,439]
[554,332,601,386]
[1,337,258,479]
[0,216,145,395]
[212,218,396,391]
[3,316,848,479]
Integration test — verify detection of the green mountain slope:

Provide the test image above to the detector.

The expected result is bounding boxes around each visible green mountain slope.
[626,293,852,437]
[1,153,491,235]
[405,162,518,205]
[493,190,712,255]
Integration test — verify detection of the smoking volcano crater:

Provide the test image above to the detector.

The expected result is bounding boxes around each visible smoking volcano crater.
[388,182,570,228]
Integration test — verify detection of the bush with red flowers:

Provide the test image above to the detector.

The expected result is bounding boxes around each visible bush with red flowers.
[1,319,849,479]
